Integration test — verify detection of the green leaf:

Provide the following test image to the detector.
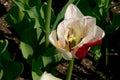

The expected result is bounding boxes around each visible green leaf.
[77,0,102,22]
[97,0,106,7]
[32,71,41,80]
[6,5,25,25]
[12,0,44,29]
[0,40,11,61]
[32,56,43,80]
[77,0,93,15]
[43,47,62,66]
[106,14,120,33]
[40,2,47,22]
[42,54,62,67]
[20,42,33,59]
[32,53,62,80]
[31,48,62,80]
[0,40,8,54]
[12,0,30,11]
[2,61,23,80]
[0,40,23,79]
[21,26,38,46]
[90,45,102,61]
[0,69,3,80]
[29,0,42,8]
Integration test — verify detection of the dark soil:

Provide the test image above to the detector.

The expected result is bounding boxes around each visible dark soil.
[0,0,120,80]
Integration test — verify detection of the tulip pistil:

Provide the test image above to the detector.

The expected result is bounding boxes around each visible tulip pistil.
[64,29,77,51]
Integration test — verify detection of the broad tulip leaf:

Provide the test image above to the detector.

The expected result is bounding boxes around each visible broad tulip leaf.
[32,57,43,80]
[42,54,62,67]
[12,0,44,29]
[32,54,62,80]
[20,26,38,46]
[32,71,41,80]
[6,5,25,25]
[31,48,62,80]
[106,14,120,33]
[2,61,23,80]
[20,42,33,59]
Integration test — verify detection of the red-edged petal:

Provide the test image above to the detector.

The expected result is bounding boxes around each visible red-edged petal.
[87,39,102,47]
[75,39,102,58]
[75,44,89,58]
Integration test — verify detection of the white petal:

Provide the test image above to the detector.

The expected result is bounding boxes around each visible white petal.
[49,30,58,47]
[81,25,97,44]
[80,16,96,33]
[40,71,62,80]
[65,4,84,19]
[49,30,72,60]
[79,16,105,44]
[57,48,73,60]
[56,21,66,47]
[57,19,75,46]
[73,16,98,48]
[88,26,105,42]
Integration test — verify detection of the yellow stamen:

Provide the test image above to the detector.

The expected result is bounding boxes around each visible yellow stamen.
[56,40,70,51]
[68,34,76,42]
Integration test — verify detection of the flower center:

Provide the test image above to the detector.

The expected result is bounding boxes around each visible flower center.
[56,21,84,51]
[64,29,76,47]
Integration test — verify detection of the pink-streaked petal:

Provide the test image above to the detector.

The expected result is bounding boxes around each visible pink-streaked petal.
[73,16,105,58]
[73,16,97,48]
[57,19,74,38]
[81,26,104,46]
[49,30,72,60]
[80,26,96,45]
[74,26,104,58]
[88,26,105,43]
[65,4,83,19]
[80,16,96,34]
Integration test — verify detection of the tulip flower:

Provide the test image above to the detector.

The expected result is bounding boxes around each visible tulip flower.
[40,71,62,80]
[49,4,105,60]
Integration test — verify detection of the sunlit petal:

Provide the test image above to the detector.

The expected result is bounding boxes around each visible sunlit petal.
[49,30,72,60]
[65,4,83,19]
[40,71,62,80]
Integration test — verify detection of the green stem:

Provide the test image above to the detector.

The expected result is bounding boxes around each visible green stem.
[45,0,52,47]
[105,39,108,67]
[66,58,74,80]
[103,38,108,80]
[105,0,110,9]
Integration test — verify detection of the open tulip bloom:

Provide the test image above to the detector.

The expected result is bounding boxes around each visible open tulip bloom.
[49,4,105,60]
